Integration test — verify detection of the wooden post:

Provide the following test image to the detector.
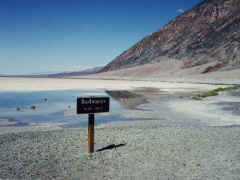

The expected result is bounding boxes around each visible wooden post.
[88,113,95,153]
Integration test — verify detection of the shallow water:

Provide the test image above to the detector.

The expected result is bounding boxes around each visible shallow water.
[0,89,134,128]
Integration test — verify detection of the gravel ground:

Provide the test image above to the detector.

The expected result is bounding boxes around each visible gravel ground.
[0,125,240,180]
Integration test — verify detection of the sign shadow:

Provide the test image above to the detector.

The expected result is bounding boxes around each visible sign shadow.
[96,143,126,152]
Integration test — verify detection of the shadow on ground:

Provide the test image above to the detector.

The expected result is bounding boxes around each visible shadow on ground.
[96,143,126,152]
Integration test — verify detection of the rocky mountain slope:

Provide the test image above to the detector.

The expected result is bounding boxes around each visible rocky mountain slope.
[101,0,240,74]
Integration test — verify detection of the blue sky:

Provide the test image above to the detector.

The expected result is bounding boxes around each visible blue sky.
[0,0,203,75]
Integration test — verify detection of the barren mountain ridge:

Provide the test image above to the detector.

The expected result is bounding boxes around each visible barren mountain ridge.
[101,0,240,74]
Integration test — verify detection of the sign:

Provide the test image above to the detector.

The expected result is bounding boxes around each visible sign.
[76,96,110,153]
[77,97,110,114]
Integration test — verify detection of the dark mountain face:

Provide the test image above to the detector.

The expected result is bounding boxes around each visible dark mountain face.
[101,0,240,73]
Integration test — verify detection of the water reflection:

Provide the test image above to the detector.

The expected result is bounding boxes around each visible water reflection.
[0,89,157,129]
[105,90,148,109]
[0,90,124,127]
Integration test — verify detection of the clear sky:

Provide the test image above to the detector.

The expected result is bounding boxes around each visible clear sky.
[0,0,203,75]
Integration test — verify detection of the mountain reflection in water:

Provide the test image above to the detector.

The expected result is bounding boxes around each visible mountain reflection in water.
[105,90,148,109]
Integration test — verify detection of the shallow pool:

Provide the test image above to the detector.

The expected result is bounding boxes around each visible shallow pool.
[0,89,131,128]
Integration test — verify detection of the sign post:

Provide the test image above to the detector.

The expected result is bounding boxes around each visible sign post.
[88,113,94,153]
[77,97,110,153]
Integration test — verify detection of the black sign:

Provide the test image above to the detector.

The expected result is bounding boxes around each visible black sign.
[77,97,110,114]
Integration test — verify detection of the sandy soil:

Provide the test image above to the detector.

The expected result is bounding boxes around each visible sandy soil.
[0,77,240,179]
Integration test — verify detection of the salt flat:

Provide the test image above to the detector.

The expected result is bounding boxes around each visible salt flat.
[0,77,224,93]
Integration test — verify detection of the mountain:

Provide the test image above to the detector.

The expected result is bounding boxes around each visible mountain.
[1,67,103,78]
[101,0,240,74]
[46,66,103,78]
